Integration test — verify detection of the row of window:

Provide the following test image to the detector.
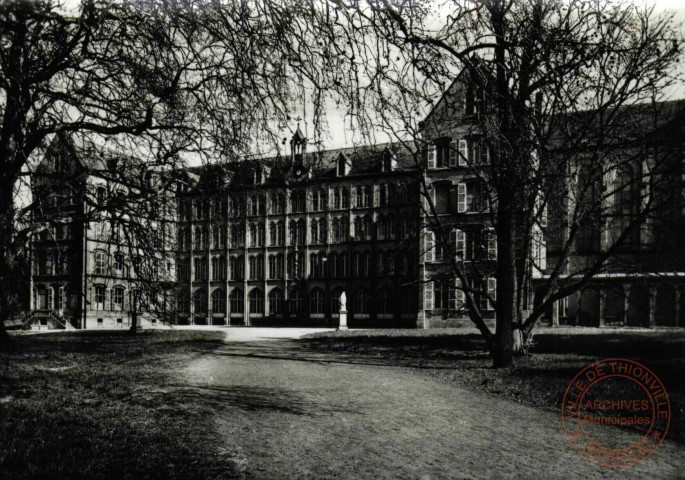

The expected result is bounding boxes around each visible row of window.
[427,138,491,169]
[35,250,74,276]
[34,284,132,312]
[180,286,417,316]
[177,215,413,251]
[425,277,497,312]
[178,184,416,221]
[35,223,72,242]
[178,249,417,282]
[425,228,497,262]
[34,285,72,311]
[431,179,490,215]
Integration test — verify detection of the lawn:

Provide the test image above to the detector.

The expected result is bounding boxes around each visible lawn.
[0,330,233,480]
[303,327,685,444]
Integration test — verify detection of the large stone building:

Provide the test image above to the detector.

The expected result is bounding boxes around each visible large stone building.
[29,134,175,330]
[175,129,421,327]
[27,76,685,330]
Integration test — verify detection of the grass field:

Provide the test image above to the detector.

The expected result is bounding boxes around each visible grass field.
[0,330,232,480]
[303,327,685,444]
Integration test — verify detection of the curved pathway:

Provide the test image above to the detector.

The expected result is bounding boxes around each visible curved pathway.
[180,329,685,479]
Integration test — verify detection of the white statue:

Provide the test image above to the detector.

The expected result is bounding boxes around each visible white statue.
[339,291,347,310]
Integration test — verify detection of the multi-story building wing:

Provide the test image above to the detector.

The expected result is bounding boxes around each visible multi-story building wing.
[417,71,504,328]
[175,130,422,327]
[29,134,176,329]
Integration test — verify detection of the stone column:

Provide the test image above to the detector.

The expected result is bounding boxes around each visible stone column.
[598,289,606,328]
[622,284,631,327]
[574,290,582,326]
[649,285,657,328]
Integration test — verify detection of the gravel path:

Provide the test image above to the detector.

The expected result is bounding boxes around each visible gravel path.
[180,330,685,479]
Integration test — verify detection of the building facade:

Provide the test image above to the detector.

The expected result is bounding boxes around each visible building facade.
[28,83,685,330]
[29,134,175,329]
[175,130,421,327]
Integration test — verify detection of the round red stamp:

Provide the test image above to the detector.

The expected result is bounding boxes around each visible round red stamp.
[561,358,670,468]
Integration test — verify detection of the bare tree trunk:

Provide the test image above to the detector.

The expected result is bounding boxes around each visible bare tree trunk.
[129,291,137,335]
[0,183,16,349]
[493,191,516,367]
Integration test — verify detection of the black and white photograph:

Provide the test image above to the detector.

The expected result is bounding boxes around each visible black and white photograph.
[1,0,685,478]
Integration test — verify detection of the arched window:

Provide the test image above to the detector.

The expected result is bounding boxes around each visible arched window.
[330,287,344,314]
[177,292,189,313]
[334,188,341,209]
[229,255,244,280]
[354,217,363,240]
[332,218,341,243]
[211,289,225,314]
[351,253,359,277]
[328,252,338,277]
[212,225,220,249]
[338,252,348,277]
[249,255,264,280]
[178,228,187,251]
[362,252,371,277]
[249,288,264,314]
[289,288,304,313]
[269,221,277,246]
[379,184,387,206]
[377,288,392,315]
[310,288,325,314]
[193,289,207,313]
[229,289,244,314]
[363,186,372,206]
[353,288,368,314]
[269,288,283,314]
[356,186,364,207]
[289,220,297,245]
[341,188,349,208]
[297,219,306,245]
[249,223,257,247]
[319,219,327,243]
[313,189,326,211]
[311,219,319,244]
[377,251,385,275]
[309,253,321,278]
[287,253,296,278]
[377,216,387,240]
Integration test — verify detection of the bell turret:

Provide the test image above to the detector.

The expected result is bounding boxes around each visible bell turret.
[290,125,306,165]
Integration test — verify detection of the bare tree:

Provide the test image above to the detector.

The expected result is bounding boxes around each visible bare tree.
[308,0,683,366]
[0,0,346,347]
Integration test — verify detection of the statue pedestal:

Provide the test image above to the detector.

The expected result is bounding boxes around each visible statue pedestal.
[339,309,348,330]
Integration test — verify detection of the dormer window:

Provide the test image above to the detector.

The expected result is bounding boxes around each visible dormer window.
[465,83,484,116]
[96,186,106,205]
[290,127,306,164]
[381,149,397,172]
[337,153,350,176]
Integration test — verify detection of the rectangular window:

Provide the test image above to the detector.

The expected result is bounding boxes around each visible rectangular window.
[427,144,436,169]
[113,288,124,311]
[457,183,467,213]
[95,251,107,275]
[94,286,105,310]
[487,277,497,311]
[458,140,468,166]
[449,140,458,167]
